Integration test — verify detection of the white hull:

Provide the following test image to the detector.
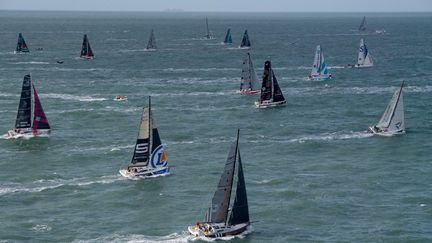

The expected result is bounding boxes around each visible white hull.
[113,96,127,102]
[119,166,169,179]
[5,128,50,139]
[368,126,405,136]
[238,46,251,50]
[188,222,249,238]
[255,100,286,108]
[144,48,157,52]
[80,56,94,60]
[308,75,332,81]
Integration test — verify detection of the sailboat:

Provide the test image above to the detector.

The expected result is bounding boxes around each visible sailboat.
[239,53,259,94]
[15,33,29,53]
[239,30,251,49]
[145,29,157,51]
[352,38,373,68]
[358,16,367,32]
[255,60,286,108]
[188,129,249,238]
[119,96,169,178]
[222,28,233,45]
[204,17,215,40]
[308,45,332,81]
[80,34,94,59]
[6,74,50,138]
[368,82,405,136]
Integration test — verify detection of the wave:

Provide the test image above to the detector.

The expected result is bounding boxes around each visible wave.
[248,131,373,144]
[31,224,52,232]
[162,67,238,73]
[0,92,18,97]
[0,175,125,196]
[42,93,108,102]
[10,61,50,65]
[73,232,193,243]
[69,144,134,152]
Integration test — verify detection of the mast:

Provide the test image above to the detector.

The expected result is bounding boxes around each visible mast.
[205,17,211,39]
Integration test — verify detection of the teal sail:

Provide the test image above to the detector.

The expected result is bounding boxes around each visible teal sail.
[223,28,232,44]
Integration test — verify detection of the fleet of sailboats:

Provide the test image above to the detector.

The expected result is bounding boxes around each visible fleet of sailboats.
[188,129,250,238]
[239,53,259,94]
[80,34,94,59]
[6,74,50,138]
[145,29,157,51]
[368,82,405,136]
[15,33,29,53]
[255,60,286,108]
[308,45,332,81]
[119,97,169,178]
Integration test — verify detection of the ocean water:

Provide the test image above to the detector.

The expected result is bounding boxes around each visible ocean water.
[0,11,431,242]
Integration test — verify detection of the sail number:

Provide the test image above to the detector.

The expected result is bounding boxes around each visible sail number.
[135,143,149,153]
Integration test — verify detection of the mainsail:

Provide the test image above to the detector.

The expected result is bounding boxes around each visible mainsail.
[207,131,239,224]
[357,38,373,67]
[358,16,367,32]
[15,74,32,129]
[80,34,94,58]
[228,147,249,226]
[240,53,259,92]
[240,30,251,48]
[260,61,286,103]
[131,105,151,166]
[146,29,157,50]
[32,84,50,131]
[311,45,329,76]
[223,28,233,44]
[376,82,405,132]
[204,17,213,39]
[16,33,29,53]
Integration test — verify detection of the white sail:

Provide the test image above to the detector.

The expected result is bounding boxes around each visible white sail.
[376,83,405,132]
[240,53,259,92]
[357,38,373,67]
[309,45,331,81]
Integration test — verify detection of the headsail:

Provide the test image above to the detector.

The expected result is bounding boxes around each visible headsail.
[376,82,405,132]
[228,144,249,226]
[150,108,168,169]
[223,28,233,44]
[32,84,50,131]
[357,38,373,67]
[240,53,259,92]
[146,29,157,50]
[16,33,29,53]
[358,16,367,31]
[240,30,251,48]
[80,34,94,58]
[272,68,285,103]
[15,74,32,129]
[207,130,238,223]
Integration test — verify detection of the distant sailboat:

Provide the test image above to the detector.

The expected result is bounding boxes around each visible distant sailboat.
[6,74,50,138]
[119,96,169,178]
[204,17,215,40]
[80,34,94,59]
[145,29,157,51]
[368,82,405,136]
[15,33,29,53]
[308,45,331,81]
[239,30,251,49]
[188,129,250,238]
[353,38,373,68]
[255,60,286,108]
[222,28,233,44]
[239,53,259,94]
[358,16,367,32]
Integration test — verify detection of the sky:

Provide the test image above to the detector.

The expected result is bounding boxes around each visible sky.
[0,0,431,12]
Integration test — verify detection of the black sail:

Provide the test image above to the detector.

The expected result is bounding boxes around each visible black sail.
[228,147,249,226]
[272,70,285,102]
[16,33,29,53]
[208,132,238,223]
[260,61,273,102]
[15,74,32,129]
[240,30,251,47]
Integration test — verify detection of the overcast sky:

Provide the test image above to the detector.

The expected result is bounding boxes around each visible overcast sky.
[0,0,431,12]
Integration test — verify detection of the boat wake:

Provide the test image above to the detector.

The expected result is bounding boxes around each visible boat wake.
[0,175,125,196]
[248,131,373,144]
[42,93,108,102]
[11,61,50,65]
[73,232,193,243]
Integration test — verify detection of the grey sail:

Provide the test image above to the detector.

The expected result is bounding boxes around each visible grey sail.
[240,53,259,91]
[146,29,157,50]
[228,147,249,226]
[358,16,367,31]
[130,99,151,166]
[376,81,405,131]
[208,132,238,223]
[15,74,32,129]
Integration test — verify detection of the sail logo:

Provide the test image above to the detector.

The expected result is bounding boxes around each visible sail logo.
[395,122,402,129]
[151,145,167,168]
[135,143,148,153]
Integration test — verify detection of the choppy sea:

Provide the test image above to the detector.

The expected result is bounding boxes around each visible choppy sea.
[0,11,431,242]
